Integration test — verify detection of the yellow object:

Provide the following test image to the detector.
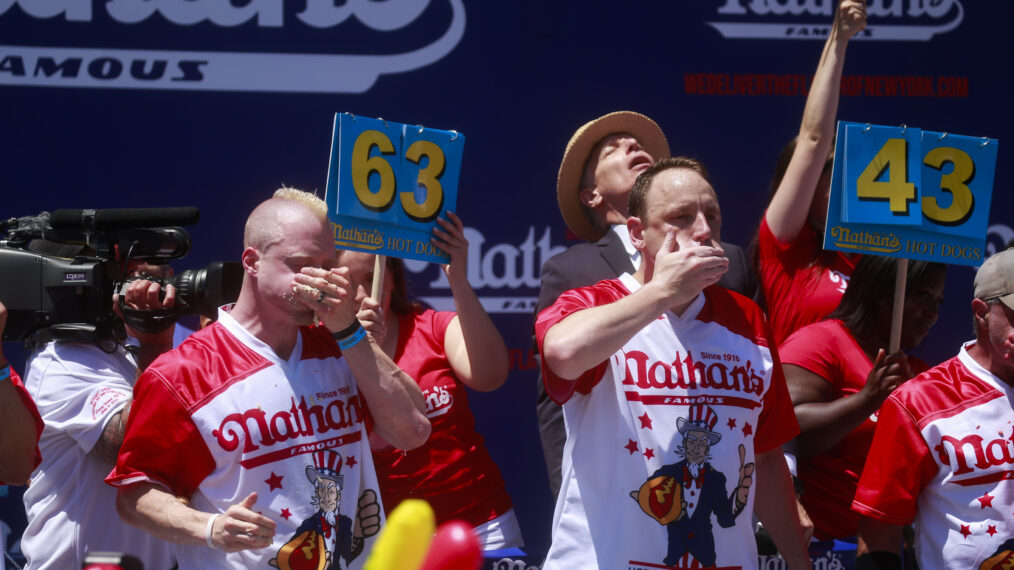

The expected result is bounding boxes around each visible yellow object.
[364,499,436,570]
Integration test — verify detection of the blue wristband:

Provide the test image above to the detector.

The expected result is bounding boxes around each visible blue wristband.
[336,324,367,351]
[0,365,11,383]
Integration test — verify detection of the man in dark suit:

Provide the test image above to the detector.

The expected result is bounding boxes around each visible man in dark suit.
[535,111,760,498]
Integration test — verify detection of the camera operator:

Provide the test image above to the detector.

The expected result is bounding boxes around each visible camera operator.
[0,299,44,487]
[20,262,177,570]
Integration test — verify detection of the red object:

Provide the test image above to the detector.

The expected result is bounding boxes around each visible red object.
[420,520,481,570]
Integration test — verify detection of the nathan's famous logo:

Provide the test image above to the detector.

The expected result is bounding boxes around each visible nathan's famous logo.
[332,222,383,251]
[0,0,465,92]
[830,226,903,254]
[214,395,364,453]
[621,349,766,397]
[709,0,964,41]
[934,429,1014,481]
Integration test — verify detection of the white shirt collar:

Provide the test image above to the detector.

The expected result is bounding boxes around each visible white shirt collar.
[610,224,640,270]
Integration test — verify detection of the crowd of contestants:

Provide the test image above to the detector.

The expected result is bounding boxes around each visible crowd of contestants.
[0,1,1011,569]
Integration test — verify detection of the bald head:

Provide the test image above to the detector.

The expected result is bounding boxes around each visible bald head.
[244,187,329,251]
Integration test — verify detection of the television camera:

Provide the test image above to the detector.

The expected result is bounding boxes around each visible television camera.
[0,207,241,345]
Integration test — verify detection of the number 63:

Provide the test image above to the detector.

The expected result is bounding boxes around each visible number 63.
[350,130,446,223]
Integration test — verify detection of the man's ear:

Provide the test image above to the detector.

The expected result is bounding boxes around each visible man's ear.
[628,216,645,250]
[972,298,989,327]
[579,187,603,209]
[241,247,260,276]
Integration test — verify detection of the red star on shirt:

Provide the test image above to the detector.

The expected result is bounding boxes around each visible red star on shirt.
[643,448,655,460]
[624,439,639,455]
[987,525,998,537]
[280,508,292,520]
[265,472,284,491]
[742,422,753,437]
[978,492,994,509]
[960,524,971,538]
[727,418,737,430]
[346,455,357,469]
[639,413,653,430]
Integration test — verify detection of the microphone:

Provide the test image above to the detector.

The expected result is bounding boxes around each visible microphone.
[49,207,201,230]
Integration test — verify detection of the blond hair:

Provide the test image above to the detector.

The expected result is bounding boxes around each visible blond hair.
[244,186,329,249]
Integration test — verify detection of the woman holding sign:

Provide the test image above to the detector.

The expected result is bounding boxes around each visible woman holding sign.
[778,255,945,541]
[337,212,522,549]
[754,0,866,345]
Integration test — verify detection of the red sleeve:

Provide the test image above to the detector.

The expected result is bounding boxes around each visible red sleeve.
[778,323,837,379]
[758,215,817,264]
[4,368,44,481]
[852,394,936,524]
[106,366,216,498]
[754,334,800,454]
[534,283,622,405]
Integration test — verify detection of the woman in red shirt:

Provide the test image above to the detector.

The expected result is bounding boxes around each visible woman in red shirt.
[337,212,521,549]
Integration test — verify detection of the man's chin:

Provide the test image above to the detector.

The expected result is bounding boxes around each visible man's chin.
[289,307,318,327]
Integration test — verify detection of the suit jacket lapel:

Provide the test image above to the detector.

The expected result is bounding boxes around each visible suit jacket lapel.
[597,229,636,276]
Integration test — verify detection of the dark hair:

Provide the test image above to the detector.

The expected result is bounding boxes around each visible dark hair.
[628,156,712,220]
[827,256,944,341]
[386,256,422,316]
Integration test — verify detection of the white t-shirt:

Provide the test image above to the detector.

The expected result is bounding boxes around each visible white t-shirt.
[22,341,176,570]
[854,342,1014,570]
[536,275,798,569]
[108,309,383,569]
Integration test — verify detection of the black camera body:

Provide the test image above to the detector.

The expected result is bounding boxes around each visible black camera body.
[0,207,241,344]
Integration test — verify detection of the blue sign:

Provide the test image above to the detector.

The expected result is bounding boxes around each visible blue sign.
[825,121,998,267]
[324,113,465,263]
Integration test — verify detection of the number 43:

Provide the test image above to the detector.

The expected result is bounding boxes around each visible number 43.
[856,138,975,226]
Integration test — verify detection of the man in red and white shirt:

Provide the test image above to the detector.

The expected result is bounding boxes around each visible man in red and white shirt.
[108,188,431,569]
[853,247,1014,570]
[537,157,809,569]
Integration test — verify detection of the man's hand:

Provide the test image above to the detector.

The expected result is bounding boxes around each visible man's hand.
[837,0,867,41]
[292,267,359,332]
[648,229,728,310]
[207,492,276,552]
[859,349,914,408]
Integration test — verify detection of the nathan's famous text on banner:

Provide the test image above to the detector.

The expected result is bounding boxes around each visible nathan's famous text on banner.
[824,120,998,267]
[324,113,464,263]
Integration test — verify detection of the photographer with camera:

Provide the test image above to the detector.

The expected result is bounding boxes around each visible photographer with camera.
[0,299,44,488]
[20,262,178,570]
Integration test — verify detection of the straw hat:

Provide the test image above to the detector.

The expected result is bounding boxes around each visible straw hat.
[556,111,669,242]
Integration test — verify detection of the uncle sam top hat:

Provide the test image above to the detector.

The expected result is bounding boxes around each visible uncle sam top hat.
[676,404,722,446]
[557,111,670,243]
[306,449,344,487]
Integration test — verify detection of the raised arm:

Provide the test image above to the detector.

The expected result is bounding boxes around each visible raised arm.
[96,276,178,464]
[433,212,509,392]
[764,0,866,243]
[786,350,913,458]
[297,266,430,450]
